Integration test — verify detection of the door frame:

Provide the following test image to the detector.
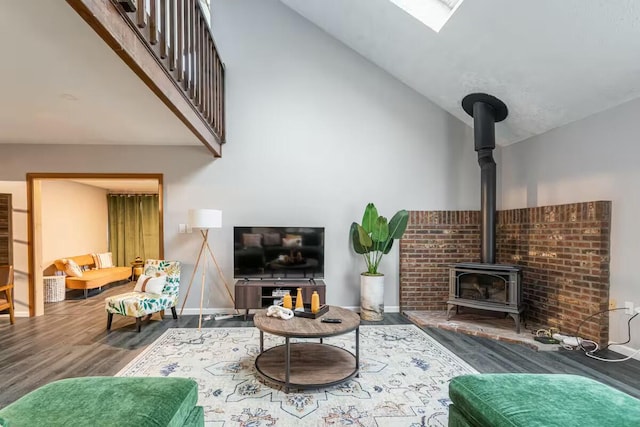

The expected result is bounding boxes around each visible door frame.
[26,173,164,316]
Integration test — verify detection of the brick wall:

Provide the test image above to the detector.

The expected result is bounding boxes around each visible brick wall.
[400,202,611,344]
[399,211,480,311]
[497,201,611,344]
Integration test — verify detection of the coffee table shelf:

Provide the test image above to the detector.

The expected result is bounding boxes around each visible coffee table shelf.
[255,343,358,389]
[253,306,360,393]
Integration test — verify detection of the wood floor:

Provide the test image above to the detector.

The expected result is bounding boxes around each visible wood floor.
[1,280,639,407]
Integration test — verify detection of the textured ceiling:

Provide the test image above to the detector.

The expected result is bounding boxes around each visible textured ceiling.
[280,0,640,145]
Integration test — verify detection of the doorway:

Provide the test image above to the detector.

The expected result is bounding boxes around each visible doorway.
[26,173,164,316]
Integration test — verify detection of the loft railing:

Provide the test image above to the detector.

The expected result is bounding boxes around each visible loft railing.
[115,0,225,143]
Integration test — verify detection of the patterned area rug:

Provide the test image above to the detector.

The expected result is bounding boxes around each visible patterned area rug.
[117,325,477,426]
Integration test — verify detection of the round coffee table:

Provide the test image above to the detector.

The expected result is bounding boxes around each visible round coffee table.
[253,306,360,393]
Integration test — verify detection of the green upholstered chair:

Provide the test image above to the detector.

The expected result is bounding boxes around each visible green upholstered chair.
[0,377,203,427]
[448,373,640,427]
[105,259,181,332]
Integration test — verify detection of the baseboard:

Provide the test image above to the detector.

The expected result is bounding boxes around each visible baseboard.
[608,344,640,361]
[176,308,240,316]
[0,310,28,318]
[176,306,401,315]
[342,306,400,313]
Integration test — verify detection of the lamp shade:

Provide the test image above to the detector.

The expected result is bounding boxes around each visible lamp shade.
[188,209,222,229]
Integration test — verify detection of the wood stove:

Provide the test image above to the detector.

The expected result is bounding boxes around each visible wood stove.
[448,263,523,332]
[447,93,525,332]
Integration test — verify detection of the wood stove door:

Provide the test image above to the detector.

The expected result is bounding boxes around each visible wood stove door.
[457,272,508,304]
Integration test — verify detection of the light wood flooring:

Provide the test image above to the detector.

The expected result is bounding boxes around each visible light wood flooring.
[1,280,639,406]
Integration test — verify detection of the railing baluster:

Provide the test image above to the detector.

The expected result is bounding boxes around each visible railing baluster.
[212,43,216,126]
[194,6,200,105]
[136,0,146,28]
[189,0,196,99]
[200,16,205,112]
[149,0,157,44]
[204,35,211,122]
[213,52,220,130]
[159,0,166,57]
[114,0,224,142]
[220,63,225,141]
[215,56,221,135]
[184,0,190,91]
[184,0,191,92]
[176,0,183,81]
[168,0,175,70]
[198,13,202,108]
[212,48,216,129]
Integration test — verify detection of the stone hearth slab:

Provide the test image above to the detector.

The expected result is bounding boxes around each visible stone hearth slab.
[405,311,559,351]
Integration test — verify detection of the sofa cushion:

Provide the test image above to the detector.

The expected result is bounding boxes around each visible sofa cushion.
[65,266,131,290]
[0,377,200,427]
[54,254,95,271]
[449,374,640,427]
[105,291,178,317]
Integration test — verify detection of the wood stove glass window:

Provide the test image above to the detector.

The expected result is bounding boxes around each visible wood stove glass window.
[456,272,508,304]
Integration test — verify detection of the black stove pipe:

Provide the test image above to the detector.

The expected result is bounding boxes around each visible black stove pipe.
[462,93,508,265]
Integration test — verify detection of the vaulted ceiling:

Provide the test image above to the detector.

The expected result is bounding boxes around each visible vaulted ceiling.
[280,0,640,145]
[3,1,639,147]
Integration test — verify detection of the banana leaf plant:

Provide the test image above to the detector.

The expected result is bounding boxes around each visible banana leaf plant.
[350,203,409,275]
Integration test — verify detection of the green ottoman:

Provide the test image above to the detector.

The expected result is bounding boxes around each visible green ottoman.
[449,374,640,427]
[0,377,203,427]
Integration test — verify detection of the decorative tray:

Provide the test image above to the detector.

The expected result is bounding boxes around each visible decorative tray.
[293,304,329,319]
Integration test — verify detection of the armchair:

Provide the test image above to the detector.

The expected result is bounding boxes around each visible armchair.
[105,259,181,332]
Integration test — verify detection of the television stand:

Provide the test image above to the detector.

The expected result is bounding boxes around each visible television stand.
[234,279,326,320]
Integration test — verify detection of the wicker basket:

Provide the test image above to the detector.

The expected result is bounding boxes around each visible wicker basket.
[44,275,66,303]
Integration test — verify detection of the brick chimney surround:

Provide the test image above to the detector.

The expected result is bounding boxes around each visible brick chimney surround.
[399,201,611,345]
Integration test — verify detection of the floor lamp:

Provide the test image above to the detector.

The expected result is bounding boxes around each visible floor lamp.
[180,209,236,329]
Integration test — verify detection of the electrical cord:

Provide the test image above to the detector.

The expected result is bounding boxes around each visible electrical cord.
[573,307,640,362]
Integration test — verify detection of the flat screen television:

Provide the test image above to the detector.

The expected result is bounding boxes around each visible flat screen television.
[233,227,324,279]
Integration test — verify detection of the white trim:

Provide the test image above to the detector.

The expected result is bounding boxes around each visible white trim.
[0,310,28,318]
[174,308,237,315]
[176,305,401,315]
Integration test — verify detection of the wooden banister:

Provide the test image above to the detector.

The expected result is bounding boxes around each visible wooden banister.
[68,0,223,156]
[113,0,225,145]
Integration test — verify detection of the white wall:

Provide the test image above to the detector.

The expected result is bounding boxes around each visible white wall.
[209,0,477,309]
[0,0,477,315]
[501,97,640,354]
[0,182,28,316]
[40,180,108,267]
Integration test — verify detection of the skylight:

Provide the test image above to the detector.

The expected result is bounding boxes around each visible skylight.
[389,0,464,32]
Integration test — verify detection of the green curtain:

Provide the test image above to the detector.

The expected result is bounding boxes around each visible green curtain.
[108,194,159,266]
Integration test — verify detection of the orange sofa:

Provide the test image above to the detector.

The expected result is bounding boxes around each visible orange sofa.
[53,254,131,298]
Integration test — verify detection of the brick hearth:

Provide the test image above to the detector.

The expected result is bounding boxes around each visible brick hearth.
[399,201,611,345]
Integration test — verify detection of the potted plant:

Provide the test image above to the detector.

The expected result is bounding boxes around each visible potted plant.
[350,203,408,320]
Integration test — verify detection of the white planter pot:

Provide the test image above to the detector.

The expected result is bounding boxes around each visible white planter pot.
[360,274,384,321]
